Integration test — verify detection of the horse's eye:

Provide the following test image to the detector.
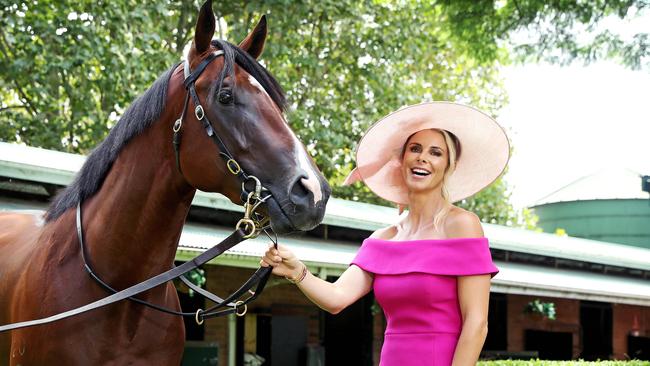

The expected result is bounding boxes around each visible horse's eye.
[218,90,234,104]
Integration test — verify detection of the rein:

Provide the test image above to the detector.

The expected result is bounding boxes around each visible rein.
[0,50,279,333]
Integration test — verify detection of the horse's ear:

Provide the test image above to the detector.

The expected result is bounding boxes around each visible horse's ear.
[238,15,267,59]
[193,0,215,55]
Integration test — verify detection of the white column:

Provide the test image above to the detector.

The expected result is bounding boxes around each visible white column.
[228,313,236,366]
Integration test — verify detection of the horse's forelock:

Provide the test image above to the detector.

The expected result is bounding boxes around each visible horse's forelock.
[210,40,286,111]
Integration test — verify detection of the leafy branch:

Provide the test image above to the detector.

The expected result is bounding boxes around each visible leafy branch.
[524,299,557,320]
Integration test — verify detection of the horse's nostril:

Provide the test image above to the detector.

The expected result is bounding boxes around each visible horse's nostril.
[290,177,311,202]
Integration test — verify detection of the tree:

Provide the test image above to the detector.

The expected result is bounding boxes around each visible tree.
[441,0,650,69]
[4,0,644,226]
[0,1,194,150]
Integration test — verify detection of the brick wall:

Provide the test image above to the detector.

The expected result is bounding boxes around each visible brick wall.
[507,295,581,358]
[612,303,650,359]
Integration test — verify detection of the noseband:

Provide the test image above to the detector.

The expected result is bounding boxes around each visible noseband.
[172,50,270,239]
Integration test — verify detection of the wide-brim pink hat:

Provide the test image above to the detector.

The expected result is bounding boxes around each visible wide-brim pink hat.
[343,101,510,204]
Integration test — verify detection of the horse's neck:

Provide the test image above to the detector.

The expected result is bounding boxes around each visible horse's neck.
[81,115,195,288]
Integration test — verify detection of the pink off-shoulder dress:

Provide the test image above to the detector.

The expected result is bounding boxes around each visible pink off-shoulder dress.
[351,237,498,366]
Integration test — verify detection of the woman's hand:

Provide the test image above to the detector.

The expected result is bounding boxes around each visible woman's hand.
[260,244,303,280]
[260,243,374,314]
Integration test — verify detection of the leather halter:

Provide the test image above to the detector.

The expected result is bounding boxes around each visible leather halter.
[76,51,278,321]
[0,51,281,333]
[173,51,266,204]
[173,50,271,237]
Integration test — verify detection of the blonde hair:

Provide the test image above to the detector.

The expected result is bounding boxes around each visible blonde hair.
[400,129,460,232]
[433,129,459,230]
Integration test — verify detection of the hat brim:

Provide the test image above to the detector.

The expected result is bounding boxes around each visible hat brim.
[347,101,510,204]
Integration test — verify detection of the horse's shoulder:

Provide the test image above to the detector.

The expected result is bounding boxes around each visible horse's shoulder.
[0,211,43,230]
[0,211,44,249]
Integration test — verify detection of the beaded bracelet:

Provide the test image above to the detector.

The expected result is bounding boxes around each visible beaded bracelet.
[285,263,308,284]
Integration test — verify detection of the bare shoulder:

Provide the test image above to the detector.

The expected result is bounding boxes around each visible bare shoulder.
[443,206,484,238]
[369,225,397,240]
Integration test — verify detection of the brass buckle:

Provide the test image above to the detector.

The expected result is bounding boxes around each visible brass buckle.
[252,214,270,230]
[195,105,205,120]
[236,218,257,238]
[227,159,241,175]
[244,192,256,217]
[234,301,247,317]
[173,118,182,132]
[242,176,263,198]
[195,309,204,325]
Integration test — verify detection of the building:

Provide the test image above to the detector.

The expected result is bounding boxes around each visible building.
[531,168,650,249]
[1,142,649,364]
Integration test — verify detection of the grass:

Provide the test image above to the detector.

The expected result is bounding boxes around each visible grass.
[478,361,650,366]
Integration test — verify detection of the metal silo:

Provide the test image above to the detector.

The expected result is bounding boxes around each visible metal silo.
[531,168,650,249]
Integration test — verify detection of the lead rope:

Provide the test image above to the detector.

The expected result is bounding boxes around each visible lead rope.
[81,48,277,323]
[76,200,272,321]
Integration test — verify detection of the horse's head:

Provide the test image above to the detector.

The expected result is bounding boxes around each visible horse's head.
[175,1,330,234]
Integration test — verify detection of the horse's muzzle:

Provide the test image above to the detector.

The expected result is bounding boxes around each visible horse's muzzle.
[265,175,331,234]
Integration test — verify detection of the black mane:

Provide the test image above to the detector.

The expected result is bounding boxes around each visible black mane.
[46,41,286,222]
[45,63,179,222]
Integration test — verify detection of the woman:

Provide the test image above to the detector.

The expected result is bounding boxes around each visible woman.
[260,102,509,365]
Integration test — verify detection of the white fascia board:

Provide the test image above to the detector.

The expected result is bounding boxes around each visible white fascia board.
[492,261,650,306]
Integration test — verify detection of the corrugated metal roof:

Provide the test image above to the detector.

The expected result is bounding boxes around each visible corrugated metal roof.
[2,204,650,306]
[533,168,648,206]
[2,142,650,272]
[0,141,395,229]
[179,223,357,269]
[182,224,650,306]
[484,223,650,271]
[492,262,650,306]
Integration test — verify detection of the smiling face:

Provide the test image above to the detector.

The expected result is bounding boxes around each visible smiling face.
[400,129,450,196]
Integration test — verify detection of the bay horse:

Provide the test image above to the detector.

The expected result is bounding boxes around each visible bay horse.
[0,1,331,364]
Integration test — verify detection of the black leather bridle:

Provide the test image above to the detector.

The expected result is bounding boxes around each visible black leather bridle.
[174,50,272,237]
[0,51,280,333]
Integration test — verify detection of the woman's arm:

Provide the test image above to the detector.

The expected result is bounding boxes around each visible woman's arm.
[260,244,373,314]
[445,208,490,365]
[297,263,373,314]
[452,274,491,366]
[260,226,394,314]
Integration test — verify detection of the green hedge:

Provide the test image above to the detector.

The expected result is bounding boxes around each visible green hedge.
[478,361,650,366]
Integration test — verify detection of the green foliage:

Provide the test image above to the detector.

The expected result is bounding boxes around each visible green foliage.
[3,1,645,227]
[555,228,569,237]
[370,298,383,316]
[519,207,542,232]
[478,362,650,366]
[459,174,517,225]
[0,1,194,152]
[523,299,557,320]
[1,0,515,223]
[185,268,206,297]
[442,0,650,69]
